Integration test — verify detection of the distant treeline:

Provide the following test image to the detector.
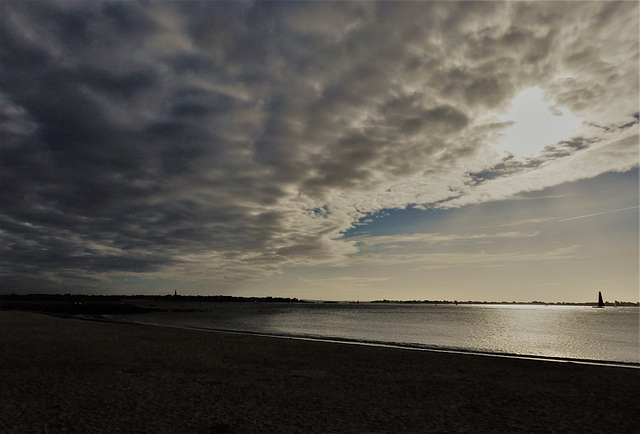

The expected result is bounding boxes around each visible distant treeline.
[0,293,148,315]
[0,293,301,303]
[369,299,639,306]
[0,293,303,315]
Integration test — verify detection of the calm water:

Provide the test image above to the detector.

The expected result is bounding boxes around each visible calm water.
[125,303,640,365]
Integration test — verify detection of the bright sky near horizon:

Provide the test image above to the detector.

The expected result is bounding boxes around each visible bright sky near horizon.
[0,1,638,302]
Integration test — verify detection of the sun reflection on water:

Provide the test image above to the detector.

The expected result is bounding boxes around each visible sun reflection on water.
[129,303,639,364]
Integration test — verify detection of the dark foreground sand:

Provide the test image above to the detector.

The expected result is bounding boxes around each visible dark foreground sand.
[1,312,638,433]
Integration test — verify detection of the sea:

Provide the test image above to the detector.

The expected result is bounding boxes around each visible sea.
[122,302,640,367]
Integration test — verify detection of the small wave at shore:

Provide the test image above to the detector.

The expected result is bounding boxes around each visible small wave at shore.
[114,303,640,366]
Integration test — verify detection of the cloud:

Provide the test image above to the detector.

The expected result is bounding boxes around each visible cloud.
[350,240,580,270]
[0,1,637,291]
[347,230,543,266]
[441,128,638,209]
[302,276,392,289]
[353,231,540,249]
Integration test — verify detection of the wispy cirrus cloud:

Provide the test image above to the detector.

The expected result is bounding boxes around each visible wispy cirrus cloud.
[351,245,581,270]
[558,206,640,222]
[352,231,540,249]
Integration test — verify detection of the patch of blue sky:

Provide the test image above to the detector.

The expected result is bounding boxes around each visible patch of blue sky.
[344,168,638,240]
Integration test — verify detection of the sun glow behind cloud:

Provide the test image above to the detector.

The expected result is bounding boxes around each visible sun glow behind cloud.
[500,88,582,157]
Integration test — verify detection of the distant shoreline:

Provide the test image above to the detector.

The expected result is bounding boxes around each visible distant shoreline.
[2,292,637,314]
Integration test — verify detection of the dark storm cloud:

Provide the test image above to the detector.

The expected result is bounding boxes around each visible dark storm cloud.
[400,105,469,136]
[0,1,637,291]
[0,1,277,286]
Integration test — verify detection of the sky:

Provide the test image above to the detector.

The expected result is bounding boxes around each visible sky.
[0,1,638,302]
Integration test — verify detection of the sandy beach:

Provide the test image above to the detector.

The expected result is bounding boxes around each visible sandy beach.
[1,311,638,433]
